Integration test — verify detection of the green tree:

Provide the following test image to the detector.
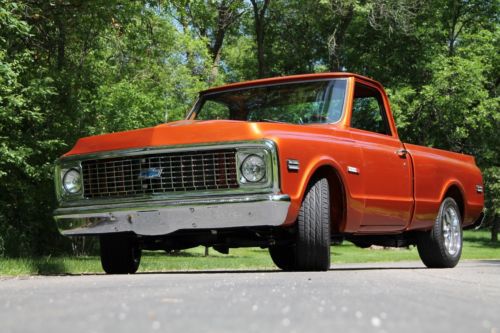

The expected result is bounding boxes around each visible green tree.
[0,1,60,255]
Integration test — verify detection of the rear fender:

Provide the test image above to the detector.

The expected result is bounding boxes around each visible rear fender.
[439,179,466,222]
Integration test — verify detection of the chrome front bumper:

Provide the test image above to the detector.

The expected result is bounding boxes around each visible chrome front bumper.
[54,194,291,236]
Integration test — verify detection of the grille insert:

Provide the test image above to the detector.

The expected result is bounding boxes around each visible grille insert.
[81,149,239,199]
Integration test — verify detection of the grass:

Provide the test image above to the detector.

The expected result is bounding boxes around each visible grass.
[0,230,498,276]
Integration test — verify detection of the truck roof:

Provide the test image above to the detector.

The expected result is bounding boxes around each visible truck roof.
[201,72,384,94]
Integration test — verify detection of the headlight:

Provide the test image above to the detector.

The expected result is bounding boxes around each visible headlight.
[241,154,266,182]
[62,168,82,194]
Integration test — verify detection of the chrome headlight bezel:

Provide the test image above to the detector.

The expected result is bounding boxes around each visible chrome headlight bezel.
[236,148,272,188]
[62,168,82,194]
[55,162,83,201]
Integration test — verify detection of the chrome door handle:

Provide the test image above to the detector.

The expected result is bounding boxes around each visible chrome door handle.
[396,149,408,158]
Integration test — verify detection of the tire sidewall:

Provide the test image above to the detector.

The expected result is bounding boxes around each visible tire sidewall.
[295,177,331,271]
[434,197,463,264]
[100,234,141,274]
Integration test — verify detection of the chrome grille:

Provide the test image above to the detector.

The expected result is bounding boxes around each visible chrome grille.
[81,149,239,199]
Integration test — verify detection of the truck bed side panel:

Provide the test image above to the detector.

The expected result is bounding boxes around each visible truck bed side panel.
[405,144,484,230]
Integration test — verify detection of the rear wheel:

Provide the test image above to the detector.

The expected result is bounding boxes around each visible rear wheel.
[269,178,331,271]
[417,197,462,268]
[100,234,141,274]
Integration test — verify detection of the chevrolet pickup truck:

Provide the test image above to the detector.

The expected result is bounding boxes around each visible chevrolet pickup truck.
[54,73,484,273]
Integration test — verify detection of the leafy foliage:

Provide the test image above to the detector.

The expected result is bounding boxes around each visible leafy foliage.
[0,0,498,256]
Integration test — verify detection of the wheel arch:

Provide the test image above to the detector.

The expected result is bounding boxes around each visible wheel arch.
[301,160,347,233]
[441,182,466,223]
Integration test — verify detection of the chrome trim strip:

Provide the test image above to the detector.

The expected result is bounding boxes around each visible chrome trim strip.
[55,194,288,216]
[347,166,359,174]
[54,194,291,236]
[287,159,300,172]
[58,140,274,163]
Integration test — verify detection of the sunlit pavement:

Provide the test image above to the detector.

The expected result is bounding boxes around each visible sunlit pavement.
[1,260,499,333]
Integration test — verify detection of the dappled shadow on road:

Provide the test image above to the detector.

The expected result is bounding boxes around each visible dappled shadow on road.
[43,259,500,277]
[464,259,500,265]
[328,266,426,272]
[36,269,282,276]
[54,265,431,276]
[136,269,282,275]
[124,263,430,275]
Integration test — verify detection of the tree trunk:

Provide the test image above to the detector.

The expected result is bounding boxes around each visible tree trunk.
[328,4,354,71]
[492,215,499,242]
[250,0,270,78]
[209,20,226,83]
[179,6,196,74]
[179,0,244,82]
[447,2,459,56]
[255,23,265,77]
[210,51,222,83]
[55,16,65,70]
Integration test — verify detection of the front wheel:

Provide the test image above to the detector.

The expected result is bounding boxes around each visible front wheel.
[269,244,296,271]
[417,197,463,268]
[100,234,142,274]
[269,178,331,271]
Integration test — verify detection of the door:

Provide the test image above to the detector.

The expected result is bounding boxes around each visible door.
[348,81,413,230]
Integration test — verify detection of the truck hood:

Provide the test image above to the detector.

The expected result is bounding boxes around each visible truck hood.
[65,120,289,156]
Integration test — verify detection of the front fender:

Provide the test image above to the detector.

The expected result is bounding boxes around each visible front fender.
[280,155,349,225]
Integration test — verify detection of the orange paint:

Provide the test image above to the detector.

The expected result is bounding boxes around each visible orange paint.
[64,73,484,233]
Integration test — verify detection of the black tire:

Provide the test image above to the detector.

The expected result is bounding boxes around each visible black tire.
[100,234,141,274]
[417,197,463,268]
[269,244,296,271]
[269,178,331,271]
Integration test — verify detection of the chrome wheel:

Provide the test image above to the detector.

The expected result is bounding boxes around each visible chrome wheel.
[442,205,461,256]
[417,197,463,268]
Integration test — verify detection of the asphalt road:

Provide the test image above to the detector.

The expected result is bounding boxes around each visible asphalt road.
[1,260,499,333]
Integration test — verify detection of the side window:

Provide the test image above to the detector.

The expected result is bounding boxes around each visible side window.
[351,83,391,135]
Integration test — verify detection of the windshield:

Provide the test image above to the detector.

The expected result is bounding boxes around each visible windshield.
[192,79,347,124]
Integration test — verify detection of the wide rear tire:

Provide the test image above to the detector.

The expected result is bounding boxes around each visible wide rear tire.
[417,197,463,268]
[100,234,141,274]
[269,178,331,271]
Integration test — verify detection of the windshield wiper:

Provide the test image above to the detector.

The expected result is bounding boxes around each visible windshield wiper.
[259,119,287,124]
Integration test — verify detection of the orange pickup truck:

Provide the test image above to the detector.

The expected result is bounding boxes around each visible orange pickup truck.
[54,73,484,273]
